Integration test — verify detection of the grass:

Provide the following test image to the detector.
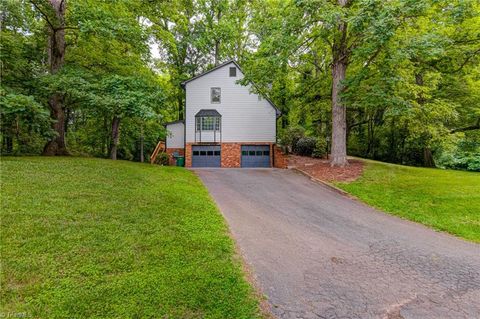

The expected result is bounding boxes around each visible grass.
[335,159,480,243]
[1,157,261,318]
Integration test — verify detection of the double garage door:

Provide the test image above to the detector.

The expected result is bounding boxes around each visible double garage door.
[191,145,271,168]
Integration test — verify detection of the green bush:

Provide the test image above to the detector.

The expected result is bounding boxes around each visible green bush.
[437,151,480,172]
[279,126,305,153]
[154,152,169,166]
[312,138,327,158]
[294,137,316,156]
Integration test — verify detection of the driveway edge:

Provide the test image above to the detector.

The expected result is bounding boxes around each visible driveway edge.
[290,167,355,198]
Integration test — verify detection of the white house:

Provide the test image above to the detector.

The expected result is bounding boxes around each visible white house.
[165,60,285,168]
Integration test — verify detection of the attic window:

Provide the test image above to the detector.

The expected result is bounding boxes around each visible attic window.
[229,67,236,77]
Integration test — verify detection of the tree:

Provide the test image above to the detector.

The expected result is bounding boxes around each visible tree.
[29,0,69,155]
[90,75,163,160]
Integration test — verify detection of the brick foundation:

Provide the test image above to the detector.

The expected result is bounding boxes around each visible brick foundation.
[185,144,192,167]
[185,142,286,168]
[166,148,185,166]
[273,145,288,169]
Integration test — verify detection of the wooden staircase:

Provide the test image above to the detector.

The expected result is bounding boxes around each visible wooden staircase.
[150,141,165,164]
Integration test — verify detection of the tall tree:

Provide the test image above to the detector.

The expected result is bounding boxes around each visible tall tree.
[31,0,69,155]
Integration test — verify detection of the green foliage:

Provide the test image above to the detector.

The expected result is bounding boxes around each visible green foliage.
[1,157,262,317]
[294,137,317,157]
[1,0,479,166]
[154,152,170,166]
[336,160,480,242]
[278,126,305,153]
[1,0,169,160]
[436,134,480,171]
[0,89,53,154]
[312,138,328,158]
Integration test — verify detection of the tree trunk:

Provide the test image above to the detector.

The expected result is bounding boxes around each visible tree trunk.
[423,147,435,168]
[103,115,108,156]
[214,9,222,66]
[330,55,348,166]
[140,124,144,163]
[214,40,220,66]
[42,0,68,156]
[43,94,68,155]
[177,92,183,120]
[3,135,13,153]
[110,116,121,160]
[330,0,349,167]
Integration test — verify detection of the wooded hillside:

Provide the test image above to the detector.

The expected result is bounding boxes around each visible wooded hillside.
[1,0,479,170]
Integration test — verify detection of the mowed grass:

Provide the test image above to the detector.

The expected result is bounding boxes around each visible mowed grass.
[335,159,480,243]
[1,157,261,318]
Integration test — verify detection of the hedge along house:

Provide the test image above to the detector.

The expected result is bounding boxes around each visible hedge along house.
[165,60,287,168]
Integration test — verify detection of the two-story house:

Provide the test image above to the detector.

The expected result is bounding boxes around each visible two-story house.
[165,60,284,168]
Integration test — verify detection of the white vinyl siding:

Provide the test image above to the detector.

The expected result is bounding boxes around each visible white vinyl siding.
[185,62,276,143]
[166,122,184,148]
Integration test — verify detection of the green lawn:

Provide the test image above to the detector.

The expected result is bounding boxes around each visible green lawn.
[1,157,261,318]
[335,159,480,243]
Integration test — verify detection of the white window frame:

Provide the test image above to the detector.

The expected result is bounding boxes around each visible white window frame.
[210,87,221,104]
[196,117,220,131]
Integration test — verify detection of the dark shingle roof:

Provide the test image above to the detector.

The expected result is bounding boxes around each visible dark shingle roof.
[195,109,222,117]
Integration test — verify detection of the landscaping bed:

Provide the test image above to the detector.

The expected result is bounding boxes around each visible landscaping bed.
[288,155,364,182]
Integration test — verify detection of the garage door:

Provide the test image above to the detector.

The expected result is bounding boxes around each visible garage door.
[192,145,221,167]
[241,145,271,168]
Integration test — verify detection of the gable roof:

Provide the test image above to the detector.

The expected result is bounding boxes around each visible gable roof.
[181,60,281,118]
[195,109,222,117]
[164,120,184,127]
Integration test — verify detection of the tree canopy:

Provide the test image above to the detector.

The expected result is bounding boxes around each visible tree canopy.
[1,0,479,169]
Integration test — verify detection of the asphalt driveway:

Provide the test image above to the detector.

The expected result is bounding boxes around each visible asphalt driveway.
[195,169,480,319]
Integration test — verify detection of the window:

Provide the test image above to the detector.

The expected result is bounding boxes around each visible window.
[211,87,221,103]
[214,150,221,156]
[229,67,236,77]
[193,151,199,156]
[263,150,270,156]
[196,117,220,131]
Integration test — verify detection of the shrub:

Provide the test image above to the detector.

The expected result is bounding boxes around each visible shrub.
[312,138,327,158]
[279,126,305,153]
[294,137,316,156]
[154,152,169,166]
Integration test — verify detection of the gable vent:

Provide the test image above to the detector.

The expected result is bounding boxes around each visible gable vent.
[229,67,237,77]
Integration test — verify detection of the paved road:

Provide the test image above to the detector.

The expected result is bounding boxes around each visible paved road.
[195,169,480,319]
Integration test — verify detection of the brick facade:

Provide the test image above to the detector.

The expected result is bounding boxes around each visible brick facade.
[185,144,193,167]
[166,147,185,166]
[273,145,288,169]
[221,143,242,167]
[183,142,287,168]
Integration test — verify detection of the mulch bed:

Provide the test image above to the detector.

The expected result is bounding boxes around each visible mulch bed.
[288,155,364,183]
